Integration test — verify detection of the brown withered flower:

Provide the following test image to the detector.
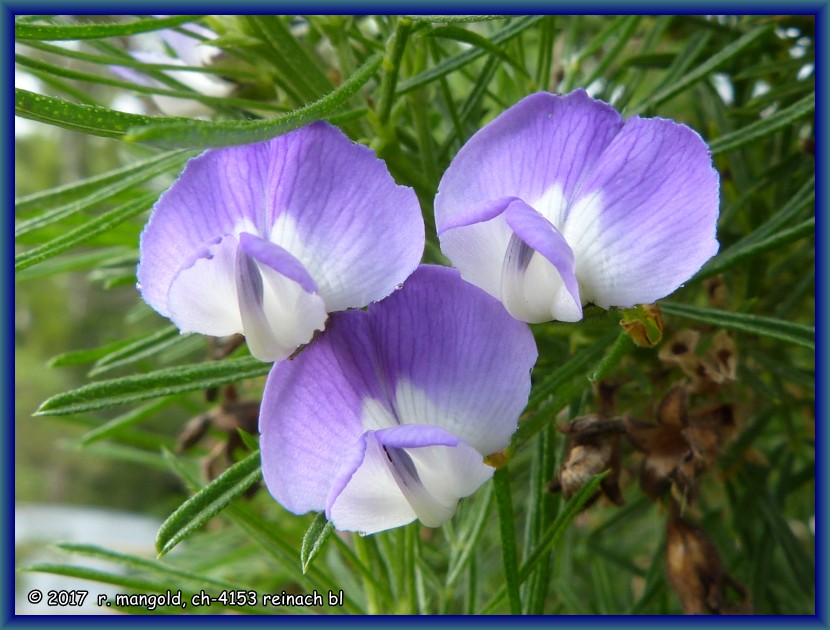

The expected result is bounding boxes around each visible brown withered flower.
[550,413,626,506]
[659,329,737,393]
[666,503,751,614]
[626,386,738,505]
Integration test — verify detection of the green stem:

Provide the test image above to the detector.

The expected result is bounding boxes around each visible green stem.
[353,536,380,614]
[589,331,633,382]
[493,467,522,614]
[377,18,413,124]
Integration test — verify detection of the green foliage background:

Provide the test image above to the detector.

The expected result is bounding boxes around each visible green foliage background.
[15,14,814,614]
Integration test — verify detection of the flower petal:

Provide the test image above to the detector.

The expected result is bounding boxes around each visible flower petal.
[167,230,327,361]
[502,200,582,322]
[367,265,537,455]
[166,233,242,336]
[435,89,623,234]
[435,197,515,303]
[138,122,424,335]
[259,265,536,524]
[234,234,327,362]
[265,122,424,312]
[259,310,374,515]
[327,426,493,534]
[137,142,272,319]
[563,117,720,308]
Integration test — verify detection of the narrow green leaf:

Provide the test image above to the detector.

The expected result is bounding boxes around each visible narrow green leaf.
[699,216,814,279]
[35,357,270,416]
[493,467,521,614]
[15,88,168,138]
[25,563,175,593]
[90,326,190,376]
[55,543,243,592]
[126,53,382,149]
[709,92,815,155]
[377,18,414,124]
[589,332,634,382]
[22,39,260,82]
[16,15,200,40]
[446,484,494,588]
[48,333,136,368]
[633,25,771,112]
[583,16,642,87]
[79,398,174,446]
[480,472,607,614]
[15,192,157,272]
[15,53,287,114]
[15,150,189,216]
[76,442,171,470]
[301,513,335,574]
[16,152,189,236]
[512,330,618,449]
[243,16,333,103]
[156,450,262,556]
[397,16,542,95]
[406,15,508,24]
[659,302,814,349]
[429,25,528,76]
[527,328,618,411]
[521,472,607,582]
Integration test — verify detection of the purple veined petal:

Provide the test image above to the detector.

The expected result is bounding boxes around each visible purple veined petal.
[326,425,494,535]
[367,265,537,456]
[259,309,382,515]
[501,200,583,323]
[259,265,536,531]
[563,117,720,309]
[138,122,424,359]
[435,89,623,234]
[436,89,719,323]
[264,122,424,313]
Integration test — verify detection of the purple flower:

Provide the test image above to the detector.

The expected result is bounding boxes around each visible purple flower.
[259,265,537,535]
[138,122,425,362]
[435,89,720,323]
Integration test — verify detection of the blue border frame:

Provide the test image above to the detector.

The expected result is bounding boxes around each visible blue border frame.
[6,4,826,626]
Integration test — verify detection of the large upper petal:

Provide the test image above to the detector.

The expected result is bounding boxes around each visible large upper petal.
[264,122,424,312]
[434,89,623,234]
[259,264,537,517]
[562,117,720,308]
[138,122,424,322]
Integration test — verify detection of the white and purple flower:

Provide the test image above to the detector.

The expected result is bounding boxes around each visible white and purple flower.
[137,122,425,362]
[435,89,720,323]
[259,265,537,535]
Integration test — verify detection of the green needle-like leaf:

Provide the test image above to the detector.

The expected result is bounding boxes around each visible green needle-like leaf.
[301,514,335,574]
[660,302,814,349]
[15,88,171,138]
[35,357,270,416]
[15,192,158,272]
[493,467,522,614]
[633,25,771,112]
[709,92,815,155]
[125,53,382,149]
[156,450,262,556]
[15,15,200,40]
